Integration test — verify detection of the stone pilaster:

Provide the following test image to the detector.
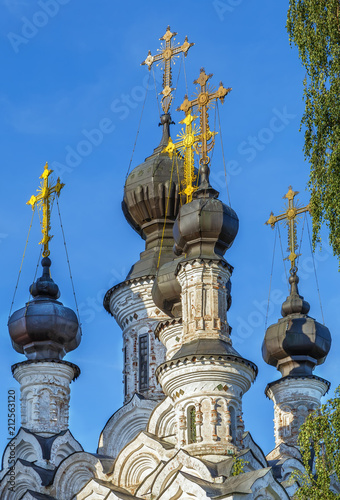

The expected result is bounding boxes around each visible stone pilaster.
[13,360,79,436]
[266,376,329,447]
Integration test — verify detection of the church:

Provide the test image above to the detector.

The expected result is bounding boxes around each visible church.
[0,26,336,499]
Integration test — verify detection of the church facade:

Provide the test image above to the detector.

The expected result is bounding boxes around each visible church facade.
[0,27,336,500]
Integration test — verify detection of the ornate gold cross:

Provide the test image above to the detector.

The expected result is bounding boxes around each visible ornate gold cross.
[178,68,231,165]
[164,111,200,203]
[265,186,310,271]
[141,26,194,114]
[27,163,64,257]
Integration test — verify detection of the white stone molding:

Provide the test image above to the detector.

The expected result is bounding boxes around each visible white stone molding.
[155,319,183,360]
[98,393,159,457]
[52,451,108,500]
[108,278,168,402]
[13,362,76,436]
[176,260,231,344]
[0,460,44,500]
[19,492,56,500]
[137,448,218,499]
[156,356,255,457]
[147,396,176,441]
[76,479,137,499]
[2,429,39,467]
[49,430,83,466]
[266,376,329,447]
[1,428,82,477]
[112,431,175,494]
[157,471,209,500]
[242,432,268,468]
[157,467,290,500]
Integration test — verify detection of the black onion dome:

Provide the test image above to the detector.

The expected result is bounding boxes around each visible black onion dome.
[152,257,183,318]
[8,257,81,361]
[262,271,331,377]
[121,113,187,280]
[152,165,235,318]
[123,114,184,239]
[173,165,239,260]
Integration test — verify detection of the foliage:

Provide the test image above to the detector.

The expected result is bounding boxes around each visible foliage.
[231,457,248,476]
[295,386,340,499]
[287,0,340,259]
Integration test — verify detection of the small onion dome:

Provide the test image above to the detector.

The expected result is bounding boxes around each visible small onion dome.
[152,257,183,318]
[122,114,184,240]
[8,257,81,361]
[173,164,239,260]
[262,271,331,378]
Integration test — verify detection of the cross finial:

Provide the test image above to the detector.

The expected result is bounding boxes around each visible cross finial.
[141,26,194,114]
[177,68,232,166]
[265,186,310,271]
[163,110,200,203]
[27,162,65,257]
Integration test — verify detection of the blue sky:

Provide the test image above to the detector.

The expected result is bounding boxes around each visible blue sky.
[0,0,339,458]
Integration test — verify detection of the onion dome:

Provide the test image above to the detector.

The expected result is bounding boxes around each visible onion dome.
[173,164,239,260]
[152,165,235,318]
[262,270,331,377]
[122,114,185,279]
[152,257,183,318]
[8,257,81,361]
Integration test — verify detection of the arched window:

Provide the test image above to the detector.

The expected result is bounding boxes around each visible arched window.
[188,406,196,444]
[139,334,148,391]
[229,406,236,443]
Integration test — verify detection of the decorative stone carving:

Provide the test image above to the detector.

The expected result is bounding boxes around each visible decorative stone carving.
[13,361,78,435]
[176,260,232,344]
[266,376,329,447]
[98,393,159,458]
[107,278,168,403]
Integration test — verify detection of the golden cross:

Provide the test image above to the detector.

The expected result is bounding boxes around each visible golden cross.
[265,186,310,271]
[177,68,231,165]
[141,26,194,114]
[27,162,64,257]
[164,111,200,203]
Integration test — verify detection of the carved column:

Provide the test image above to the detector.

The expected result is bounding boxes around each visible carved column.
[177,260,231,345]
[13,360,79,436]
[266,377,329,447]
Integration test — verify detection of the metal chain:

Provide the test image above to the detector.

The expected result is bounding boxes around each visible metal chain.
[306,217,325,324]
[56,196,82,327]
[157,153,175,270]
[8,206,36,322]
[126,70,151,179]
[277,223,289,292]
[265,224,278,332]
[216,101,231,206]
